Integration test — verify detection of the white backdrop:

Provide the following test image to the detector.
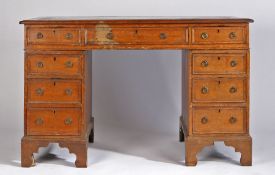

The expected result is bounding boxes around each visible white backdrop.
[0,0,274,174]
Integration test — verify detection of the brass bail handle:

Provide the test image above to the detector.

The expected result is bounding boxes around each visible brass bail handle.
[37,61,44,68]
[36,88,44,95]
[229,86,237,93]
[36,32,43,39]
[159,33,167,39]
[229,116,237,124]
[65,61,73,68]
[229,32,237,39]
[201,117,208,124]
[65,33,73,39]
[35,118,44,125]
[65,88,73,96]
[201,86,209,94]
[106,32,114,40]
[201,60,208,67]
[64,118,73,125]
[230,60,237,67]
[201,32,208,39]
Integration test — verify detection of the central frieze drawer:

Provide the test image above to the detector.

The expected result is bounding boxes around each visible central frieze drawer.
[28,79,82,103]
[193,107,246,134]
[27,108,81,136]
[192,78,247,102]
[86,27,188,45]
[191,27,246,44]
[27,27,81,45]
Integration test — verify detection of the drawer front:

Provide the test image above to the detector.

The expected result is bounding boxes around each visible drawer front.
[27,28,81,45]
[192,78,246,102]
[27,108,80,135]
[191,27,246,44]
[136,28,188,44]
[192,53,247,74]
[28,79,81,103]
[27,54,82,76]
[86,27,188,45]
[193,107,246,134]
[86,27,136,45]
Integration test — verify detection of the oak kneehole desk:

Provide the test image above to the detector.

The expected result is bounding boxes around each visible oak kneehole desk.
[20,17,253,167]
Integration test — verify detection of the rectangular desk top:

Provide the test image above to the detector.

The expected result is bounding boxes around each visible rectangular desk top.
[20,16,254,25]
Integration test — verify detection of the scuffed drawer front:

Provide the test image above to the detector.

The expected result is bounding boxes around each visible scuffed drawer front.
[28,79,82,103]
[27,28,81,45]
[192,53,247,74]
[192,78,247,102]
[191,27,246,44]
[86,27,136,45]
[27,108,81,136]
[27,54,82,76]
[193,107,246,134]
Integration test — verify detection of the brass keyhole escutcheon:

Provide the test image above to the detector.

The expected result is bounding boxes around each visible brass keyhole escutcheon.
[36,88,44,95]
[201,32,208,39]
[65,61,73,68]
[230,60,237,67]
[159,33,167,39]
[65,88,72,96]
[229,86,237,93]
[201,86,209,94]
[229,32,237,39]
[229,116,237,124]
[201,117,208,124]
[35,118,44,125]
[201,60,208,67]
[106,32,114,40]
[36,32,43,39]
[64,118,73,125]
[37,61,44,68]
[65,33,73,40]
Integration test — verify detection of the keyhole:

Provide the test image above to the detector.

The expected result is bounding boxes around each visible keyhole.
[53,110,56,114]
[218,57,221,60]
[218,80,221,84]
[217,29,220,33]
[53,57,56,61]
[54,81,56,86]
[218,109,221,113]
[135,30,138,34]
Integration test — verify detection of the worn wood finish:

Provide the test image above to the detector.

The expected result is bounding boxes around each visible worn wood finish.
[20,17,253,167]
[27,108,81,136]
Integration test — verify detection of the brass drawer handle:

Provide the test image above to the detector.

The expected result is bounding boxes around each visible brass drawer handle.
[201,32,208,39]
[65,61,73,68]
[201,86,209,94]
[229,86,237,93]
[64,118,73,125]
[229,32,237,39]
[36,61,44,68]
[36,32,43,39]
[229,116,237,124]
[106,32,114,40]
[230,60,237,67]
[201,117,208,124]
[201,60,208,67]
[159,33,167,39]
[65,33,73,40]
[35,118,44,125]
[36,88,44,95]
[65,88,72,96]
